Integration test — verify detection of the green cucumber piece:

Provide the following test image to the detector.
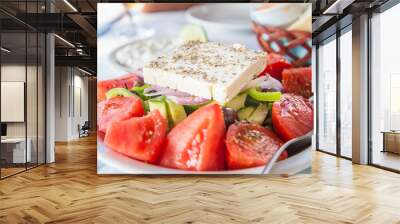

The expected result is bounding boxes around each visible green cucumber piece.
[131,84,151,100]
[105,88,134,99]
[180,24,208,43]
[237,107,255,121]
[148,99,168,120]
[262,103,273,126]
[183,101,212,114]
[267,102,273,111]
[248,88,282,102]
[130,84,150,93]
[184,105,197,114]
[143,100,150,113]
[245,95,261,107]
[166,99,187,126]
[225,92,247,111]
[248,103,269,125]
[151,95,166,102]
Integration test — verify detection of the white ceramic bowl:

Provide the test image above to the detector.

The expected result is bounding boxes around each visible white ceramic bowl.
[250,3,308,28]
[186,3,255,31]
[98,141,311,175]
[110,37,179,73]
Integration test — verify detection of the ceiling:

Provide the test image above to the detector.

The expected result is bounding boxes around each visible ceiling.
[0,0,98,74]
[311,0,391,43]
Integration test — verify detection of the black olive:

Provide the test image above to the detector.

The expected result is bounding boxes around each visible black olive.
[223,107,238,127]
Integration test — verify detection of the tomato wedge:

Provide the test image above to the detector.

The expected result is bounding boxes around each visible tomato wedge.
[260,53,293,80]
[282,67,312,98]
[160,103,225,171]
[104,110,167,164]
[97,95,144,133]
[226,122,283,170]
[97,73,142,102]
[272,94,313,141]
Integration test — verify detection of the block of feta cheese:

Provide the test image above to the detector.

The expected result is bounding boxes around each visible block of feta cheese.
[143,41,267,104]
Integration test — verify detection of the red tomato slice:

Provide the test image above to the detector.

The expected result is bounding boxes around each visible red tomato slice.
[97,73,142,102]
[97,95,144,133]
[282,67,312,98]
[160,103,225,171]
[104,110,167,164]
[260,53,293,80]
[272,94,313,141]
[225,122,283,170]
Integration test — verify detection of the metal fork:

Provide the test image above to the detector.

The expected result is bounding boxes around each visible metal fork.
[261,131,313,174]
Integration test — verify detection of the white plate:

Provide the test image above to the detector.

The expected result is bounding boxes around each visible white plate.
[186,3,256,32]
[98,140,311,175]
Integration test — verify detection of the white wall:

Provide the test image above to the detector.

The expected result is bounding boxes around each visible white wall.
[54,67,89,141]
[55,66,69,141]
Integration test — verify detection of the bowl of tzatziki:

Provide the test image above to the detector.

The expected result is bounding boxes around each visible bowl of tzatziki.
[110,37,180,72]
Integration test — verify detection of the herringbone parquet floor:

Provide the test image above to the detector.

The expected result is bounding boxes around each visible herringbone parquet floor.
[0,135,399,224]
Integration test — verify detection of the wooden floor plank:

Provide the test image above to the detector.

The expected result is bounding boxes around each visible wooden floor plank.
[0,135,399,224]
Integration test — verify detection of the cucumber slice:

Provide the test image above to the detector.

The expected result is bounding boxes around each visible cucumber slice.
[148,99,168,120]
[150,95,166,102]
[237,107,255,121]
[166,99,187,126]
[105,88,134,99]
[180,24,208,43]
[143,100,150,113]
[248,103,269,125]
[131,84,151,101]
[130,84,150,94]
[245,95,261,107]
[183,100,212,114]
[225,92,247,111]
[248,88,282,102]
[267,102,273,111]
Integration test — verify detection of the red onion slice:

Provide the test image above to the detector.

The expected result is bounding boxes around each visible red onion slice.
[241,76,269,91]
[165,90,191,97]
[143,89,170,97]
[143,85,163,93]
[259,76,283,92]
[144,85,193,97]
[167,95,209,105]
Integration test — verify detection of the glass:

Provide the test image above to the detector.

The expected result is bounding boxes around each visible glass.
[1,30,28,177]
[317,37,337,154]
[371,4,400,171]
[97,3,154,39]
[339,29,352,158]
[0,1,47,179]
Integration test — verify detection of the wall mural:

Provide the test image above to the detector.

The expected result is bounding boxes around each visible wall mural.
[97,3,313,174]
